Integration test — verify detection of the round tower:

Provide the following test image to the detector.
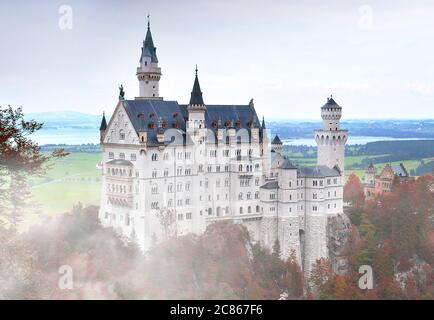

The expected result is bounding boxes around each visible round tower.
[314,96,348,176]
[137,16,162,100]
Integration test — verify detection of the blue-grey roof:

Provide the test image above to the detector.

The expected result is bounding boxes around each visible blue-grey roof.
[190,71,204,105]
[280,157,297,170]
[392,164,409,177]
[99,113,107,131]
[140,24,158,63]
[322,97,341,109]
[121,99,261,146]
[260,180,278,190]
[272,135,282,145]
[297,165,341,178]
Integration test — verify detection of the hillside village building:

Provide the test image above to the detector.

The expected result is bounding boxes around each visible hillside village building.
[98,20,348,273]
[364,163,410,199]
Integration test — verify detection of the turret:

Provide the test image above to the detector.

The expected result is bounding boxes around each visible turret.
[365,163,376,186]
[136,16,162,100]
[99,112,107,143]
[271,135,283,154]
[187,66,206,133]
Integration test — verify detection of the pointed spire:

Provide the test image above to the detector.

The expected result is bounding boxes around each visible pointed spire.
[261,116,266,129]
[189,66,204,105]
[99,112,107,131]
[140,14,158,63]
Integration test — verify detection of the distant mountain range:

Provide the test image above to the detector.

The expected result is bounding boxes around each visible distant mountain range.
[28,111,434,139]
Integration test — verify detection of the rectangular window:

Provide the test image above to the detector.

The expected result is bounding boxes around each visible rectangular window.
[109,152,114,159]
[130,154,137,161]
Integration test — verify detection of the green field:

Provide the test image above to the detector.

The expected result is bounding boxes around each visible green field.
[28,153,102,217]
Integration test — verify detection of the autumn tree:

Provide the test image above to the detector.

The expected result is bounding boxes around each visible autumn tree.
[344,173,366,208]
[0,106,66,225]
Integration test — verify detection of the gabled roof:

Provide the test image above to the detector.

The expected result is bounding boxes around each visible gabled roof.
[140,21,158,63]
[297,165,341,178]
[322,97,342,109]
[392,163,409,177]
[272,135,282,145]
[260,180,278,190]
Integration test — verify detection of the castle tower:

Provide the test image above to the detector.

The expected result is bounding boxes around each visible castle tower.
[187,66,207,133]
[137,16,162,100]
[315,96,348,175]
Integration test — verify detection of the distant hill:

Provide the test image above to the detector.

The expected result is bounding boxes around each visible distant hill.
[28,111,101,130]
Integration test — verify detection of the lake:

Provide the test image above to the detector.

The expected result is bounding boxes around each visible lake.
[32,128,434,147]
[282,136,434,147]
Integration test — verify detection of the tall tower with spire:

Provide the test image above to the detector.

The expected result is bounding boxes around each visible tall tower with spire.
[187,66,206,133]
[315,96,348,175]
[136,16,162,100]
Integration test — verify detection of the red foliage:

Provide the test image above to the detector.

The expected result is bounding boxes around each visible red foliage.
[344,173,366,207]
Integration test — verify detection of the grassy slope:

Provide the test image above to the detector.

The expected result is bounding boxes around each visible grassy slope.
[29,153,102,216]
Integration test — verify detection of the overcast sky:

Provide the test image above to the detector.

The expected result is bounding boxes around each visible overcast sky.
[1,0,434,119]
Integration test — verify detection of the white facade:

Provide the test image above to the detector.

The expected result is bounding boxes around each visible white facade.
[98,21,347,274]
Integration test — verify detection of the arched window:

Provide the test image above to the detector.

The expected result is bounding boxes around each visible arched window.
[239,164,243,172]
[239,207,243,214]
[256,205,260,213]
[238,193,243,200]
[248,206,252,214]
[255,192,259,199]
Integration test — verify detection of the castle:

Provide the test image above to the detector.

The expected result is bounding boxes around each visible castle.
[98,19,348,273]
